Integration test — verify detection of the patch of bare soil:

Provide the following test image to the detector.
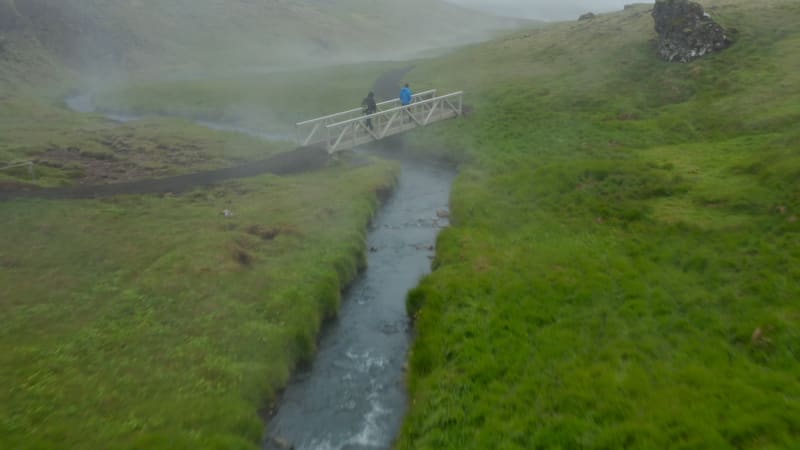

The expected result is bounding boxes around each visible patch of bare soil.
[39,146,151,185]
[234,248,254,266]
[35,130,216,185]
[246,224,302,241]
[246,225,282,241]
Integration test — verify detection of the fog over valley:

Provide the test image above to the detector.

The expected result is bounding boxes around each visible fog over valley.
[445,0,653,20]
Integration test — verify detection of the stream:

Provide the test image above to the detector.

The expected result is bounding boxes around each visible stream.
[265,155,453,450]
[65,95,455,450]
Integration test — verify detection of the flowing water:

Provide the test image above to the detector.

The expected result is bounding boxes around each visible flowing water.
[265,155,453,450]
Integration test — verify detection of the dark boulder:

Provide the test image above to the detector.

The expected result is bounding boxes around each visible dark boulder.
[265,436,295,450]
[578,12,596,21]
[652,0,731,63]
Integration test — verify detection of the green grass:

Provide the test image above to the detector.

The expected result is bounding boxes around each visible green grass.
[0,158,399,449]
[397,1,800,448]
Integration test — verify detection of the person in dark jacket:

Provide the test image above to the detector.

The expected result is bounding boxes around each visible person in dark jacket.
[362,91,377,130]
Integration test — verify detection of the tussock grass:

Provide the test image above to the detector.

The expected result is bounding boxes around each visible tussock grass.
[398,1,800,448]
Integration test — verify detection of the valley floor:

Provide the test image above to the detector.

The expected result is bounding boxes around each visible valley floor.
[2,0,800,448]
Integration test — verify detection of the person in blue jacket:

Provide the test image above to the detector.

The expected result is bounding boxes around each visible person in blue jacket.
[399,83,413,106]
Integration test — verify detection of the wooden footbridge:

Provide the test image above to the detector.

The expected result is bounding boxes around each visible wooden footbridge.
[296,89,463,153]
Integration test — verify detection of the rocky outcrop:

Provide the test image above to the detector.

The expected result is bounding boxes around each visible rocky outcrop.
[652,0,730,63]
[578,12,596,21]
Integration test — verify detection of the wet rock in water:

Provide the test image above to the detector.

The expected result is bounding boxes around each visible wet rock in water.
[265,436,295,450]
[578,12,596,21]
[652,0,731,63]
[436,208,450,218]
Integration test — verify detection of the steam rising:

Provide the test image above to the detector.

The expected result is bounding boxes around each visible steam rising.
[445,0,653,21]
[0,0,526,80]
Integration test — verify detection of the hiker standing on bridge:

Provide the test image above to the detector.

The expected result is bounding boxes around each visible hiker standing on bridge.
[362,91,377,130]
[400,83,413,106]
[400,84,413,123]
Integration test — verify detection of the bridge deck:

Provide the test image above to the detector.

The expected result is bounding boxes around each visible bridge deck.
[296,90,463,153]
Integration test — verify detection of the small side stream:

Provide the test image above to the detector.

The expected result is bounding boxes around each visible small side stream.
[65,95,454,450]
[66,95,292,141]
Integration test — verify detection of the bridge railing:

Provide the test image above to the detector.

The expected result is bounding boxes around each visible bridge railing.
[323,91,463,153]
[295,89,437,147]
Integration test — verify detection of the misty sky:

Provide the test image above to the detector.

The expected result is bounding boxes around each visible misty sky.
[445,0,653,21]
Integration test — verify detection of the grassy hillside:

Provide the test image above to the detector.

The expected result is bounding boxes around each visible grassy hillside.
[1,0,520,74]
[398,0,800,448]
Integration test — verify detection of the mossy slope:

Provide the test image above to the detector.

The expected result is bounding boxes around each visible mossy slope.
[399,1,800,448]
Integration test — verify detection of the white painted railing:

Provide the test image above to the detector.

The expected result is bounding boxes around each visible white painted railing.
[295,89,438,147]
[323,91,463,153]
[296,90,463,153]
